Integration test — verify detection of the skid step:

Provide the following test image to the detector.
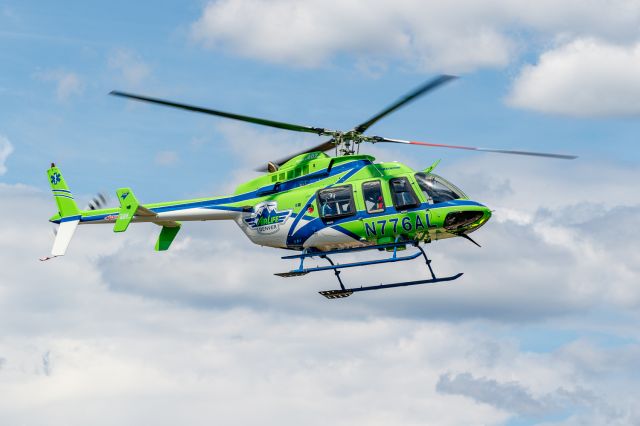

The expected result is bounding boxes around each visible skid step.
[274,271,309,278]
[319,289,354,299]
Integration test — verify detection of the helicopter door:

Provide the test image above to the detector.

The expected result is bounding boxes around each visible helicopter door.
[362,180,386,214]
[317,185,356,221]
[389,177,420,211]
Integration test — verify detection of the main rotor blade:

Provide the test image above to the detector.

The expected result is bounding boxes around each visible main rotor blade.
[256,139,337,172]
[354,75,457,134]
[369,137,578,159]
[110,91,333,136]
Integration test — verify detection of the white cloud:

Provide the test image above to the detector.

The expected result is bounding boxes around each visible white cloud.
[0,135,13,175]
[35,69,84,101]
[190,0,514,71]
[108,48,151,86]
[190,0,640,117]
[190,0,640,73]
[508,38,640,117]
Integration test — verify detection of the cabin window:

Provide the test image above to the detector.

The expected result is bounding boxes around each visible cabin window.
[362,180,385,214]
[302,164,309,175]
[317,185,356,220]
[294,167,301,178]
[389,177,419,210]
[414,172,465,204]
[271,175,277,183]
[279,172,285,181]
[287,170,294,180]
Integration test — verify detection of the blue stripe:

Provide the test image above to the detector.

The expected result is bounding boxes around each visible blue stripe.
[78,204,245,223]
[60,215,81,222]
[287,199,485,248]
[52,189,71,194]
[75,160,371,226]
[286,162,368,247]
[139,159,371,216]
[332,225,362,241]
[54,194,75,200]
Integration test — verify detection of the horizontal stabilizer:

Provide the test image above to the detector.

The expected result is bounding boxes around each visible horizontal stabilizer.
[114,187,139,232]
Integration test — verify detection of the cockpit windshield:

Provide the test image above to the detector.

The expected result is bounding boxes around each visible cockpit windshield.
[414,172,466,204]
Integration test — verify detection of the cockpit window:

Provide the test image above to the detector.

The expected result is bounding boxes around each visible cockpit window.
[414,172,466,204]
[389,177,420,210]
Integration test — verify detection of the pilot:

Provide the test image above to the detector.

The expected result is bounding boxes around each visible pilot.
[321,194,337,217]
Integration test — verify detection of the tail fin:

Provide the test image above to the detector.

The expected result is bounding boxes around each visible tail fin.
[42,163,80,260]
[47,163,80,218]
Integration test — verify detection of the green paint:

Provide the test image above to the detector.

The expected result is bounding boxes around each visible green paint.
[47,165,79,218]
[114,187,138,233]
[155,224,181,251]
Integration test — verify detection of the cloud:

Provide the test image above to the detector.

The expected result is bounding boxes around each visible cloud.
[190,0,640,117]
[190,0,514,71]
[0,135,13,175]
[190,0,640,73]
[108,48,151,86]
[34,69,84,101]
[436,372,597,418]
[507,38,640,117]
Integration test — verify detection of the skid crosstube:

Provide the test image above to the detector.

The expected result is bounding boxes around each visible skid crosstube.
[275,251,422,276]
[276,241,463,299]
[280,241,410,260]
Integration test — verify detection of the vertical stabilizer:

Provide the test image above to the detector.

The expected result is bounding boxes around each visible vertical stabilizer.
[47,163,80,218]
[42,163,81,261]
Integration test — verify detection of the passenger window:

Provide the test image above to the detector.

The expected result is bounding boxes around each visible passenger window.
[362,181,385,214]
[389,177,419,210]
[317,185,356,220]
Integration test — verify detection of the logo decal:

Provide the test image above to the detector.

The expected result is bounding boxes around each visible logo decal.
[121,191,129,200]
[243,201,292,234]
[50,172,61,185]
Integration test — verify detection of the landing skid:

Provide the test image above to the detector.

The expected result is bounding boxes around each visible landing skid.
[319,274,463,299]
[275,241,463,299]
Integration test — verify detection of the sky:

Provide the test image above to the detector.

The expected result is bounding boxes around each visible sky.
[1,1,640,425]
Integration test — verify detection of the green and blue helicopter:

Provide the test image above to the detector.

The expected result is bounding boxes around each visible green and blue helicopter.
[43,75,576,298]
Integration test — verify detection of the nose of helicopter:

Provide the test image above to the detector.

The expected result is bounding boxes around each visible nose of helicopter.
[441,202,492,234]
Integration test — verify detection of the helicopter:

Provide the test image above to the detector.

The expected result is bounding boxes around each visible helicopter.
[42,75,576,299]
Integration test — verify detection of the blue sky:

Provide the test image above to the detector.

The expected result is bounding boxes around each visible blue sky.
[1,1,640,425]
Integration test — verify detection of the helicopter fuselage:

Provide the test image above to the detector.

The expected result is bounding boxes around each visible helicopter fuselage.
[49,153,491,252]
